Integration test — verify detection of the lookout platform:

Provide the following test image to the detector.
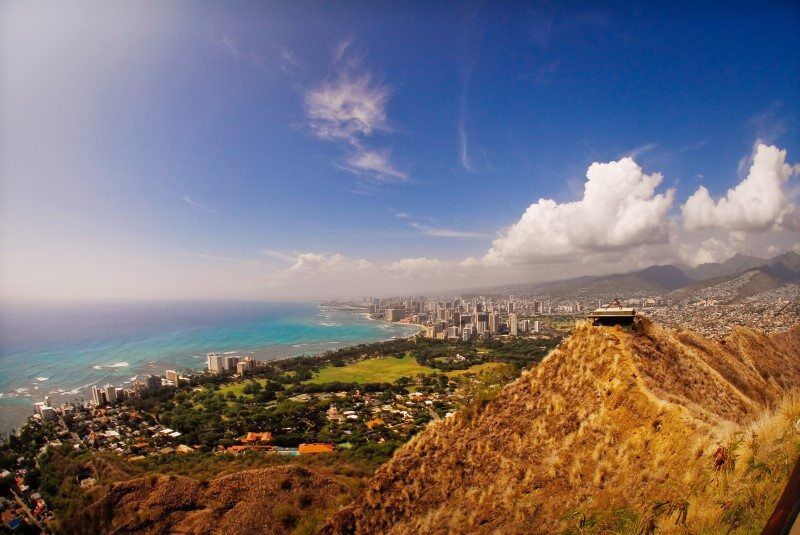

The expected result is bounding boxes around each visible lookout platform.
[588,301,636,327]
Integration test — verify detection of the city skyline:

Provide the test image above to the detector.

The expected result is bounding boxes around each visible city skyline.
[1,1,799,302]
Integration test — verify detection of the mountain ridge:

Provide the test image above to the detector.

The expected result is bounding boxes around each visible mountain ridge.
[328,319,800,534]
[468,250,799,299]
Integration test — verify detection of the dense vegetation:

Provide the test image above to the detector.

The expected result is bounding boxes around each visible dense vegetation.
[121,335,559,452]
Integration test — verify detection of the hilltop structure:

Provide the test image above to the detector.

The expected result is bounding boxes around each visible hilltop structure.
[587,299,636,327]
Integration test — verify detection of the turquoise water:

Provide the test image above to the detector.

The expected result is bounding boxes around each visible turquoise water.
[0,301,419,435]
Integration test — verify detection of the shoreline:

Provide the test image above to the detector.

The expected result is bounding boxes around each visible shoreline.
[0,307,421,435]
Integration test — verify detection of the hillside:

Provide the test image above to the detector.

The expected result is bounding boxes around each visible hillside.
[78,464,352,534]
[328,319,800,534]
[683,253,766,281]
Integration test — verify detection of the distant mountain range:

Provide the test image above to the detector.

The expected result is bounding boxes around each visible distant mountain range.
[475,251,799,300]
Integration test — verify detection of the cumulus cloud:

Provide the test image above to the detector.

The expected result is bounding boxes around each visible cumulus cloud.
[286,252,372,274]
[389,257,447,278]
[682,144,795,231]
[484,156,674,265]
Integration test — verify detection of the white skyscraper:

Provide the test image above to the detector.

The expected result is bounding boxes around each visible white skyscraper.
[91,385,104,406]
[207,353,225,374]
[509,313,518,336]
[104,383,117,405]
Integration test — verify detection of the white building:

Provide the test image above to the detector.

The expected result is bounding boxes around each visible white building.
[91,385,105,406]
[165,369,180,386]
[206,353,225,374]
[508,313,518,335]
[104,383,117,405]
[224,355,240,371]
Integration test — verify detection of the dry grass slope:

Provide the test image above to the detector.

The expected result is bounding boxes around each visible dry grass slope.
[84,464,350,534]
[328,319,800,534]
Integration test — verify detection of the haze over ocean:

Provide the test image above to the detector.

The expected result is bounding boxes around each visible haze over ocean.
[0,301,418,434]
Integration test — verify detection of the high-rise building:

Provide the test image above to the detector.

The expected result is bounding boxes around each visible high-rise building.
[461,325,473,341]
[165,369,180,386]
[40,406,57,421]
[115,387,126,401]
[206,353,225,374]
[386,309,406,322]
[224,355,240,371]
[489,312,500,333]
[533,320,540,333]
[104,383,117,405]
[92,385,105,406]
[508,313,518,336]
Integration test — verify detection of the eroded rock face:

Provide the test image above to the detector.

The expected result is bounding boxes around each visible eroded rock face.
[329,320,800,535]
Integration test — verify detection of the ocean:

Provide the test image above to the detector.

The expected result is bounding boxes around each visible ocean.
[0,301,419,435]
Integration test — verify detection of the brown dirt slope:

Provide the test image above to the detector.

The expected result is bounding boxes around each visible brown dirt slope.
[328,319,800,534]
[84,464,348,534]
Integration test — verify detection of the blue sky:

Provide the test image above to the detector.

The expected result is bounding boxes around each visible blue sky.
[1,1,799,300]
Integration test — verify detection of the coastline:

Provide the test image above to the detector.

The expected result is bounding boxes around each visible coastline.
[0,304,421,436]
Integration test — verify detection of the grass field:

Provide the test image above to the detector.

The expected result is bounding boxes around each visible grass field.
[218,378,269,397]
[306,356,508,384]
[445,362,508,377]
[306,355,435,384]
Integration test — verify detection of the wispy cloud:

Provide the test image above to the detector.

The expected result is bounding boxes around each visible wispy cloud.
[210,30,300,72]
[458,63,477,173]
[305,40,407,186]
[333,38,353,63]
[344,150,407,182]
[305,72,390,143]
[263,249,297,262]
[623,142,658,159]
[179,251,248,262]
[211,31,240,59]
[409,222,490,239]
[458,119,475,173]
[182,195,216,213]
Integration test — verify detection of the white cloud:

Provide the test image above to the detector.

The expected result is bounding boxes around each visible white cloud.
[682,144,795,231]
[333,38,353,63]
[484,156,674,265]
[304,49,407,184]
[344,150,407,182]
[182,195,215,213]
[305,73,390,143]
[389,257,447,278]
[287,252,372,274]
[409,222,489,239]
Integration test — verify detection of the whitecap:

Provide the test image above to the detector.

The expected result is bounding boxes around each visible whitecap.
[109,361,129,368]
[36,377,50,382]
[93,365,102,370]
